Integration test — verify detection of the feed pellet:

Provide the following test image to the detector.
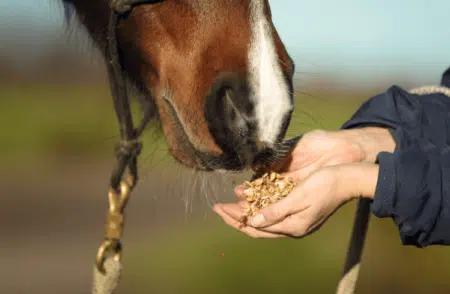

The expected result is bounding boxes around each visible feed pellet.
[240,171,297,224]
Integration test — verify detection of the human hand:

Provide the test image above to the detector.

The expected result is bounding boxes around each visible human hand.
[271,127,395,181]
[213,127,393,238]
[213,163,378,239]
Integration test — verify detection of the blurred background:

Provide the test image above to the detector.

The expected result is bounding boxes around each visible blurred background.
[1,1,450,293]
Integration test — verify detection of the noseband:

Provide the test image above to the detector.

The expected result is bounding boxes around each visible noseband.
[95,0,162,274]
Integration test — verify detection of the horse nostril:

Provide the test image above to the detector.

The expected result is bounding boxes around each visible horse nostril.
[205,73,255,155]
[207,73,254,118]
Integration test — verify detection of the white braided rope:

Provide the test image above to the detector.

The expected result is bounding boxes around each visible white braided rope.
[409,85,450,96]
[92,257,123,294]
[336,84,450,294]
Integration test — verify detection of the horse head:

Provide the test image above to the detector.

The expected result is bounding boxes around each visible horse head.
[63,0,295,171]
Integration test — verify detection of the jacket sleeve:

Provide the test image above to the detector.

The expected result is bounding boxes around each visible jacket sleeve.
[340,68,450,247]
[373,143,450,247]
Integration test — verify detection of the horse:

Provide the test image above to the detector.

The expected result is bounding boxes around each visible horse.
[59,2,365,294]
[61,0,296,172]
[59,0,304,292]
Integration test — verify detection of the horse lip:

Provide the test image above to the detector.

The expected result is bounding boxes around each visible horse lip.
[250,135,303,172]
[162,96,209,169]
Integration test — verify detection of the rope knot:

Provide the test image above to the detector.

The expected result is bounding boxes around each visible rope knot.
[115,139,142,159]
[109,0,133,15]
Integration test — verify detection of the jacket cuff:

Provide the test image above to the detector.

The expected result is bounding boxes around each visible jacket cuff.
[371,152,396,218]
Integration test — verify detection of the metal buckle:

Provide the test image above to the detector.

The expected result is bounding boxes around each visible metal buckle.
[96,180,132,273]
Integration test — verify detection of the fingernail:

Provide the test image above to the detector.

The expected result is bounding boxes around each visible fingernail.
[251,214,265,227]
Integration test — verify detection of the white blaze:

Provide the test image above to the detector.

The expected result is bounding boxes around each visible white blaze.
[248,0,292,146]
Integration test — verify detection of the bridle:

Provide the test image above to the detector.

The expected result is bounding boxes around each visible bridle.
[95,0,162,274]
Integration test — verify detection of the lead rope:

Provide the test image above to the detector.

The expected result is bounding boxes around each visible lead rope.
[91,2,149,293]
[93,259,123,294]
[91,6,137,292]
[336,84,450,294]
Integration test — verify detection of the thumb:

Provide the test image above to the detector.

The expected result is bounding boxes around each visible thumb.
[248,185,309,228]
[249,197,295,228]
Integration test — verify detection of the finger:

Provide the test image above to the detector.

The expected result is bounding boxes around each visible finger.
[234,185,246,201]
[248,187,309,228]
[271,153,294,172]
[215,202,247,221]
[281,165,319,183]
[213,204,285,239]
[257,213,310,237]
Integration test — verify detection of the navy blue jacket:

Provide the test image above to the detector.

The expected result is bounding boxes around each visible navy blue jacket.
[341,67,450,247]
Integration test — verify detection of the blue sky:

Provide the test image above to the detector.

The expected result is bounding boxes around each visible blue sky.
[1,0,450,85]
[269,0,450,84]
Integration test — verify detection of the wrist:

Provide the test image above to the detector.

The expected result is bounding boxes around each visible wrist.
[343,127,396,163]
[333,163,379,201]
